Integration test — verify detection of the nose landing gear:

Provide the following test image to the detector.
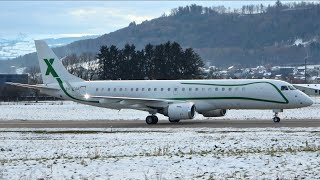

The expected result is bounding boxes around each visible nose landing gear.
[272,109,282,123]
[273,112,280,123]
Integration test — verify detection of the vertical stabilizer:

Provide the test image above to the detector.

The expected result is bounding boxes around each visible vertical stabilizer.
[34,40,84,84]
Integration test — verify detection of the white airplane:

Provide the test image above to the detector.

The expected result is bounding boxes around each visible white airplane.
[293,84,320,96]
[7,40,313,124]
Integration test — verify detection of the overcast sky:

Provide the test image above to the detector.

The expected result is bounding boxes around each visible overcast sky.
[0,1,284,39]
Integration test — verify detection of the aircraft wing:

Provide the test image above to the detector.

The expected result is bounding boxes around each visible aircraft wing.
[90,95,184,108]
[5,82,60,91]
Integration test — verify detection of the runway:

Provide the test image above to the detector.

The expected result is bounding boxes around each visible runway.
[0,119,320,128]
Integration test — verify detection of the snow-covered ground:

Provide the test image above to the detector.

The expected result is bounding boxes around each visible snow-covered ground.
[0,128,319,179]
[1,101,319,179]
[1,100,320,121]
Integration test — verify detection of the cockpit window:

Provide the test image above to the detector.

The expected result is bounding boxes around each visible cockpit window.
[281,85,296,91]
[288,86,296,90]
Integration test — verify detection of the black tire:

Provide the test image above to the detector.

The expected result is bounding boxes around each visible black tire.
[152,116,158,124]
[169,119,180,123]
[273,117,280,123]
[146,115,158,124]
[146,116,154,124]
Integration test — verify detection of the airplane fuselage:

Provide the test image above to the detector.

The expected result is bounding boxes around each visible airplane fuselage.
[42,79,312,113]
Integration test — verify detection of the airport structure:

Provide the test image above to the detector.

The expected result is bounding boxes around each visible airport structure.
[0,74,29,84]
[0,74,30,99]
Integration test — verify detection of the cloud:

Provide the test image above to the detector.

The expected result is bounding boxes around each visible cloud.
[68,7,155,24]
[0,1,280,38]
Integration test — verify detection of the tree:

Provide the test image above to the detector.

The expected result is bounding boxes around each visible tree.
[96,41,204,80]
[97,46,111,80]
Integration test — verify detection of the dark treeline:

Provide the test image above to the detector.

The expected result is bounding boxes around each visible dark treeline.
[97,41,204,80]
[169,0,319,16]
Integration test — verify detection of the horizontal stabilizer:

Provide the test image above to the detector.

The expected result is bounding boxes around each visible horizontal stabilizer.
[5,82,60,91]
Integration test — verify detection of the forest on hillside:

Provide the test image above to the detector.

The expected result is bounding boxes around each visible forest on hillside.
[62,41,204,81]
[1,0,320,72]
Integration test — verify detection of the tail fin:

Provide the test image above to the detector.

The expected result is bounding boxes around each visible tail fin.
[34,40,84,84]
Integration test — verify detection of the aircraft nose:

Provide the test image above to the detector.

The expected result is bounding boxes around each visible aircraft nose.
[301,94,313,107]
[305,96,314,106]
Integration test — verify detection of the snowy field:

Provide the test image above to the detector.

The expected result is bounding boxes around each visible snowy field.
[0,128,319,179]
[1,100,320,121]
[0,100,320,179]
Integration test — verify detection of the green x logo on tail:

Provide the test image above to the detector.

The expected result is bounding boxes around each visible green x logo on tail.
[44,58,58,77]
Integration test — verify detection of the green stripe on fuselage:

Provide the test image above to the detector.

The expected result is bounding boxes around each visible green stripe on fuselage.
[176,82,289,104]
[44,58,99,103]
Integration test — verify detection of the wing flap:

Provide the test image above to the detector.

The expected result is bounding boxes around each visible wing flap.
[91,95,184,108]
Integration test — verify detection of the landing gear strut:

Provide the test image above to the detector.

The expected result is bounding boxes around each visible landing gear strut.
[146,115,158,125]
[272,109,282,123]
[273,112,281,123]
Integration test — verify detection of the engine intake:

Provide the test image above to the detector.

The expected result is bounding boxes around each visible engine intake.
[164,102,196,120]
[202,109,227,117]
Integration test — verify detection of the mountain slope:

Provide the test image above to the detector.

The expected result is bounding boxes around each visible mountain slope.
[1,2,320,73]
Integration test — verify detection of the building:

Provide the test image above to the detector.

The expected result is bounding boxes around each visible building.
[0,74,29,85]
[0,74,30,99]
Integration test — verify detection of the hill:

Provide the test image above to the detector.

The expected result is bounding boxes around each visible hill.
[1,1,320,73]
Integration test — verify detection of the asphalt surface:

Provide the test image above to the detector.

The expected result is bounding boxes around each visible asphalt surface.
[0,119,319,128]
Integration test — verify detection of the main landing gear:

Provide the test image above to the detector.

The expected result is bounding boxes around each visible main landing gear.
[146,115,158,125]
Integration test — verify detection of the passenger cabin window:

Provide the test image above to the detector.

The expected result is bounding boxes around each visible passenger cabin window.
[182,88,185,91]
[174,88,178,91]
[215,87,218,91]
[222,88,225,91]
[168,88,171,91]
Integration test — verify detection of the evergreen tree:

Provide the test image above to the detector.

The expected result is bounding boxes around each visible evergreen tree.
[144,44,155,79]
[96,46,111,80]
[96,41,204,80]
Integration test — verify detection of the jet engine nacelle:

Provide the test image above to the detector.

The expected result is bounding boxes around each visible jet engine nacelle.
[165,102,196,120]
[202,109,227,117]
